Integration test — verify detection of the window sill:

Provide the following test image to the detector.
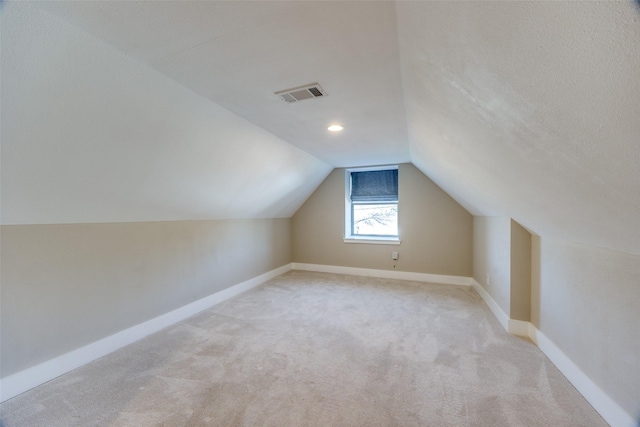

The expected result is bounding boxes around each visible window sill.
[343,237,401,245]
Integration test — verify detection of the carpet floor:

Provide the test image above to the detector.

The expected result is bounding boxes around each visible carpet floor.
[0,271,607,426]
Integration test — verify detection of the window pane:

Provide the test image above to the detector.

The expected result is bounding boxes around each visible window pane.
[352,204,398,236]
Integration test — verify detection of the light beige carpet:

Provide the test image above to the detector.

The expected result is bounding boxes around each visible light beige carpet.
[0,271,607,426]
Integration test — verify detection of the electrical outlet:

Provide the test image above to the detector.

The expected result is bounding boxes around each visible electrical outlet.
[391,251,398,260]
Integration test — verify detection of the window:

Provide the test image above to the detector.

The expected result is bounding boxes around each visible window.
[345,166,400,243]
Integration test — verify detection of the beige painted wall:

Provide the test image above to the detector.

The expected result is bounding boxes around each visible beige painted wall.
[472,217,511,315]
[1,218,291,377]
[531,237,640,419]
[510,220,531,321]
[531,235,542,327]
[292,163,473,276]
[473,217,532,321]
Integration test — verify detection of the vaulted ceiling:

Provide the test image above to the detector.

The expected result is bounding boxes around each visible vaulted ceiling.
[2,1,639,254]
[34,0,410,167]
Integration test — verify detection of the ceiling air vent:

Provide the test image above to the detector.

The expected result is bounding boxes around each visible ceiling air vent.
[275,83,326,103]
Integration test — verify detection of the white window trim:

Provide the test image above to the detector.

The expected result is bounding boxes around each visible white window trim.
[345,165,399,243]
[343,237,401,245]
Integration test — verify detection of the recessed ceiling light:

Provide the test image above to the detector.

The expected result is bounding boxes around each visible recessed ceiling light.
[328,125,344,132]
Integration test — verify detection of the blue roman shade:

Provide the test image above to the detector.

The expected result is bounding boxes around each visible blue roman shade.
[350,169,398,202]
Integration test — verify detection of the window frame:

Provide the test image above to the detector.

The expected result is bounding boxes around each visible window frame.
[344,165,401,245]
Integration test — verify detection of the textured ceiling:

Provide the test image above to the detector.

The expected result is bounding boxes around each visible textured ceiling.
[3,1,640,254]
[396,1,640,255]
[35,0,409,167]
[1,3,332,224]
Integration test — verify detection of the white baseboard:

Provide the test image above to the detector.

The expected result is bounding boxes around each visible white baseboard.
[508,319,531,337]
[0,263,292,403]
[470,279,509,331]
[3,264,634,427]
[529,327,635,427]
[469,279,635,427]
[292,263,473,286]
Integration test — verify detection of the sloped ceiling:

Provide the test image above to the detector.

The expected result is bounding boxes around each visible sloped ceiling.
[1,3,332,224]
[396,1,640,255]
[33,0,409,167]
[2,1,639,255]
